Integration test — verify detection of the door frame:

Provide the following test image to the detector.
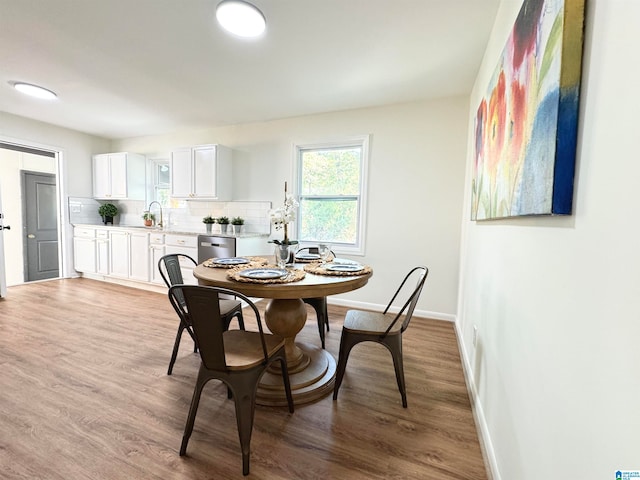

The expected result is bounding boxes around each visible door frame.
[0,135,65,291]
[0,188,6,297]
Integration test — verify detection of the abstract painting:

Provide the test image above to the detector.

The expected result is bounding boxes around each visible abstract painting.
[471,0,585,220]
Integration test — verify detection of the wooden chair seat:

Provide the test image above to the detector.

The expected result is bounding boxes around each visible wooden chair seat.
[343,310,404,335]
[222,330,285,369]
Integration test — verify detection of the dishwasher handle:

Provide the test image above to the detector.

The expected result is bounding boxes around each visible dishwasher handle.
[200,241,227,248]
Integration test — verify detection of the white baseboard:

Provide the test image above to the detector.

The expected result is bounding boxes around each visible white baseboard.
[327,297,455,322]
[454,320,500,480]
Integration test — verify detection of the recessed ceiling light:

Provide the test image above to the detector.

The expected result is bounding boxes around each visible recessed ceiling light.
[12,82,57,100]
[216,0,266,38]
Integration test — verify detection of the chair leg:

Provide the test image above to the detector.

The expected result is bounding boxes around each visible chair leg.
[304,297,328,349]
[333,331,359,400]
[385,336,407,408]
[180,366,209,455]
[168,325,185,375]
[323,298,329,332]
[230,373,261,476]
[277,355,294,413]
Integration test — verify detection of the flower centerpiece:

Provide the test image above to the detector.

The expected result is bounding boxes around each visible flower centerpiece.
[269,182,299,267]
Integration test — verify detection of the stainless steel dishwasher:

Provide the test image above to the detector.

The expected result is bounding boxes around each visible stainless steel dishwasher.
[197,235,236,263]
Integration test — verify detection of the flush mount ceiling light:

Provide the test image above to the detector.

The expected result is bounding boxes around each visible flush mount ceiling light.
[12,82,57,100]
[216,0,266,38]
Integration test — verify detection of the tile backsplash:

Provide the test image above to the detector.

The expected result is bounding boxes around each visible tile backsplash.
[73,197,272,234]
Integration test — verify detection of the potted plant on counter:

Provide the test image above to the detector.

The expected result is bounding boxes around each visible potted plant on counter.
[231,216,244,235]
[142,211,155,227]
[217,216,230,234]
[203,215,215,234]
[98,203,118,225]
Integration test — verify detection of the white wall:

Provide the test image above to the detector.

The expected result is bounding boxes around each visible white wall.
[0,149,56,285]
[0,111,110,278]
[114,98,469,318]
[457,1,640,478]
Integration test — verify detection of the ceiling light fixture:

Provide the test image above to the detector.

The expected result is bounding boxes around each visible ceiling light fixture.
[12,82,57,100]
[216,0,266,38]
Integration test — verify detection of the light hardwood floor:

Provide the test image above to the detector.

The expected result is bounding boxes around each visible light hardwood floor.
[0,278,487,479]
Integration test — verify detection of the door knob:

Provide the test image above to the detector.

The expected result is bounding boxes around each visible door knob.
[27,233,35,238]
[0,225,9,230]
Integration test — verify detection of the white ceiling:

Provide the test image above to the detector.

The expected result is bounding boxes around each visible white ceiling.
[0,0,499,140]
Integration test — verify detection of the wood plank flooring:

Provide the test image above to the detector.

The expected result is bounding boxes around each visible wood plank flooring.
[0,279,487,479]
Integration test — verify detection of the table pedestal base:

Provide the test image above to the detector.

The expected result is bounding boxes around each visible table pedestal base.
[256,342,336,406]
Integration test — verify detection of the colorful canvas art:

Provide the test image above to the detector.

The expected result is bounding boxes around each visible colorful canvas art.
[471,0,585,220]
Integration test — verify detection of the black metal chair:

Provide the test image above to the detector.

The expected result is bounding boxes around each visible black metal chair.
[168,285,294,476]
[333,266,429,408]
[158,253,245,375]
[295,246,335,349]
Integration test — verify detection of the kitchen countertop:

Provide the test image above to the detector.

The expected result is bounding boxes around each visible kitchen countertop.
[73,223,269,239]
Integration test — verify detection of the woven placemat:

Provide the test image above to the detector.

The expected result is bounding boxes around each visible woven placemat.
[227,266,306,284]
[303,263,372,276]
[202,256,268,269]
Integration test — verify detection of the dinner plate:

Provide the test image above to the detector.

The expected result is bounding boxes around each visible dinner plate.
[213,257,250,265]
[295,253,321,260]
[238,268,288,279]
[326,263,364,272]
[332,257,359,265]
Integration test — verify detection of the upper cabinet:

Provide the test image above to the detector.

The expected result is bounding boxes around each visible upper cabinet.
[93,152,146,200]
[170,144,232,200]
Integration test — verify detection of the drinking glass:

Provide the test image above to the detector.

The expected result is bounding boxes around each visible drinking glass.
[318,243,332,265]
[275,244,290,269]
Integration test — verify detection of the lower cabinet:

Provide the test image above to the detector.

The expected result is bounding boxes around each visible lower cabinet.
[149,233,166,285]
[73,227,224,289]
[96,230,110,275]
[73,227,96,273]
[109,229,150,282]
[164,233,198,285]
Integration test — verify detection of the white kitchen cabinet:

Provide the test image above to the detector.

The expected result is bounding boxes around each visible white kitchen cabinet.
[96,229,110,275]
[93,152,146,200]
[164,233,198,285]
[149,233,166,285]
[73,227,96,273]
[170,144,232,200]
[109,229,149,281]
[109,230,129,278]
[129,231,150,282]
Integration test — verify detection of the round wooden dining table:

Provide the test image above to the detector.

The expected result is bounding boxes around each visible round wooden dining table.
[193,259,372,406]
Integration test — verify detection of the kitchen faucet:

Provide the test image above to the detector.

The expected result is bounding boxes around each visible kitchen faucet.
[147,201,163,229]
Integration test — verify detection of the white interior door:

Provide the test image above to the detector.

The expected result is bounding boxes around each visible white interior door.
[0,185,8,297]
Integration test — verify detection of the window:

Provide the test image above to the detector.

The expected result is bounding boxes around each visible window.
[295,136,369,255]
[153,160,170,207]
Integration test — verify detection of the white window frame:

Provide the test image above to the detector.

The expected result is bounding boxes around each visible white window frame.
[151,159,170,207]
[293,135,370,256]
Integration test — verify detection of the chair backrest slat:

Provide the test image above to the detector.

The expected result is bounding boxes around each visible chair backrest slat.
[179,286,226,369]
[382,266,429,336]
[159,254,197,308]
